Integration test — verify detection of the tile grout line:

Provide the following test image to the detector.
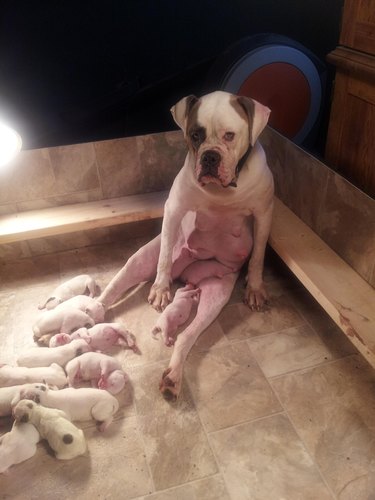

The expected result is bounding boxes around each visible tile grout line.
[183,373,234,500]
[235,336,337,500]
[251,350,339,500]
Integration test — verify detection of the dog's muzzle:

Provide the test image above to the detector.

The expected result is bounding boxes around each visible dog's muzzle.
[198,149,221,181]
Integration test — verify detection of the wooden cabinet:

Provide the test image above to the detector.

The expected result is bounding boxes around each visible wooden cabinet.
[325,0,375,198]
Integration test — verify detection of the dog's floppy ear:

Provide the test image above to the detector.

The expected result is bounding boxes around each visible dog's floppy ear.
[237,96,271,146]
[170,95,199,133]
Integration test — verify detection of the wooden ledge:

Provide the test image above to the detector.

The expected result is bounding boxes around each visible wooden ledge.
[269,198,375,368]
[0,190,168,244]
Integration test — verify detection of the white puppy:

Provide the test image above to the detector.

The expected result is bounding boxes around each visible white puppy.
[0,363,67,388]
[0,383,51,417]
[65,352,127,394]
[13,400,86,460]
[50,322,137,353]
[38,274,97,310]
[17,339,91,368]
[21,383,119,431]
[0,421,40,473]
[33,295,105,345]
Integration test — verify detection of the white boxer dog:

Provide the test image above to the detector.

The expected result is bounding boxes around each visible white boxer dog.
[38,274,98,310]
[13,400,86,460]
[0,363,67,388]
[98,90,274,401]
[17,338,91,368]
[20,383,119,431]
[0,421,40,473]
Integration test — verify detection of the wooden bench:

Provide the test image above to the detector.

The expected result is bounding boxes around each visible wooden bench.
[1,193,374,368]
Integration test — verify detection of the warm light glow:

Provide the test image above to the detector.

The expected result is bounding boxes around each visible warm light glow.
[0,121,22,168]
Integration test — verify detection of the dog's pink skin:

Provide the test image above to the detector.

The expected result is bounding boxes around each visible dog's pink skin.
[65,352,125,394]
[180,258,235,286]
[98,370,127,395]
[152,284,200,346]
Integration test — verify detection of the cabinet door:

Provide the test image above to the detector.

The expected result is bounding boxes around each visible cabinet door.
[340,0,375,54]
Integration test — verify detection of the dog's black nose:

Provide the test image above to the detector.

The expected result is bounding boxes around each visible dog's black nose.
[200,150,221,174]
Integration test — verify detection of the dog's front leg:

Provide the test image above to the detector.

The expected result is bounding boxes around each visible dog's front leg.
[244,201,273,310]
[148,196,187,311]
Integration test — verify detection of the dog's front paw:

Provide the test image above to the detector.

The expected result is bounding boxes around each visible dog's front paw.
[159,367,181,402]
[148,282,171,312]
[244,282,269,311]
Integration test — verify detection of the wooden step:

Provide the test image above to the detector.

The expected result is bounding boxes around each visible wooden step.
[269,197,375,368]
[0,190,168,244]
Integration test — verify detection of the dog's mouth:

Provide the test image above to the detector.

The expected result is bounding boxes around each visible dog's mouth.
[198,174,237,188]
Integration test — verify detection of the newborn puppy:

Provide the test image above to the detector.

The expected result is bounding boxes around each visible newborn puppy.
[0,421,40,473]
[32,308,95,346]
[22,383,119,431]
[38,274,97,310]
[17,339,91,368]
[72,323,137,352]
[0,383,52,417]
[13,400,86,460]
[152,284,200,346]
[65,352,126,394]
[33,296,105,345]
[0,363,67,388]
[50,322,137,353]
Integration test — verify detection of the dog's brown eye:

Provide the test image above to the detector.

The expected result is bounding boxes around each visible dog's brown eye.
[191,132,200,142]
[224,132,235,141]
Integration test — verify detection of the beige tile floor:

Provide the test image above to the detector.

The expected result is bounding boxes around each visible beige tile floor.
[0,235,374,500]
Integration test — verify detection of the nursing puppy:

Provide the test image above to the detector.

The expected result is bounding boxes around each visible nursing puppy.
[0,363,67,388]
[13,400,86,460]
[38,274,97,310]
[21,383,119,431]
[33,295,105,345]
[65,352,126,394]
[0,421,40,473]
[17,339,91,368]
[98,91,274,401]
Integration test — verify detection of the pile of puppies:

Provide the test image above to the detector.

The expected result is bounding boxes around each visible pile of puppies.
[0,274,137,474]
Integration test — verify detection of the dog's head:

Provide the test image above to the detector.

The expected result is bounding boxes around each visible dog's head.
[171,90,270,188]
[13,399,36,423]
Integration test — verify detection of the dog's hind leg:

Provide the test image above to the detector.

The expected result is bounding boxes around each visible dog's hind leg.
[98,235,161,308]
[159,272,238,401]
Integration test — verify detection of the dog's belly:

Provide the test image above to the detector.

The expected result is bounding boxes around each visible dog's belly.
[185,210,253,269]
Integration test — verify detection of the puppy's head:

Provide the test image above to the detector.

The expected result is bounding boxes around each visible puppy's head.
[13,399,36,423]
[20,383,49,404]
[171,90,270,188]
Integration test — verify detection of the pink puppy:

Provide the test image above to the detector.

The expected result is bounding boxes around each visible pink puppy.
[152,284,200,347]
[65,352,127,394]
[50,322,138,353]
